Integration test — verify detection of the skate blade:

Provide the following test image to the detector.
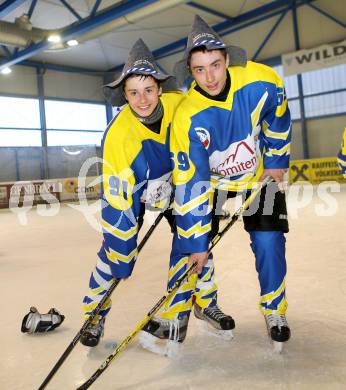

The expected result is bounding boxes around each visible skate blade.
[138,331,181,358]
[196,318,234,341]
[272,341,283,354]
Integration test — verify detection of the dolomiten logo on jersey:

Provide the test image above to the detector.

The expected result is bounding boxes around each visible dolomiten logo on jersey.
[210,135,258,177]
[195,127,211,149]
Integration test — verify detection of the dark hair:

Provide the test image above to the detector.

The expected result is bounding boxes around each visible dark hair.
[187,46,227,68]
[123,73,160,90]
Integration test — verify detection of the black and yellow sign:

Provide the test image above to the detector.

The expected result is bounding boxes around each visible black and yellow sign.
[289,157,346,184]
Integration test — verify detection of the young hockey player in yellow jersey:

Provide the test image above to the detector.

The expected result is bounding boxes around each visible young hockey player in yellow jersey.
[81,39,234,350]
[337,127,346,177]
[142,16,292,350]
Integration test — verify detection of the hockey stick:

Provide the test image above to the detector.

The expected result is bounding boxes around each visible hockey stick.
[38,207,167,390]
[76,177,272,390]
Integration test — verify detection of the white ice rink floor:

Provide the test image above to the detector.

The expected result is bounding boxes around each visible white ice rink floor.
[1,184,346,390]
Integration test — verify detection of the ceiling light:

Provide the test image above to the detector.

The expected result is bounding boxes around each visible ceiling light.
[47,34,61,43]
[67,39,79,47]
[1,67,12,75]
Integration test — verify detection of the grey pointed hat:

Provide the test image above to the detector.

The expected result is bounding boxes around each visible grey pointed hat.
[104,38,177,106]
[174,15,247,87]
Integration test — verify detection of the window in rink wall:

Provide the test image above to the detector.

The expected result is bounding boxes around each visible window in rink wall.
[304,91,346,118]
[45,100,107,146]
[0,96,41,128]
[302,63,346,95]
[302,64,346,119]
[47,130,104,146]
[0,129,42,147]
[273,63,346,120]
[0,96,41,146]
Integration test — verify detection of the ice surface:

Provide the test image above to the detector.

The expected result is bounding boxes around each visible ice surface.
[1,185,346,389]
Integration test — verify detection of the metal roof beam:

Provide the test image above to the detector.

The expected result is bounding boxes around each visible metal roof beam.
[19,58,106,74]
[0,0,158,71]
[307,3,346,29]
[186,1,231,20]
[91,0,103,17]
[292,0,309,159]
[252,9,288,61]
[0,0,26,19]
[59,0,83,21]
[219,7,290,42]
[27,0,38,19]
[292,1,301,49]
[215,0,291,32]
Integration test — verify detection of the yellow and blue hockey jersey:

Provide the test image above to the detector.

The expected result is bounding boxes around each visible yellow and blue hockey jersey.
[100,92,184,278]
[337,127,346,177]
[170,61,292,253]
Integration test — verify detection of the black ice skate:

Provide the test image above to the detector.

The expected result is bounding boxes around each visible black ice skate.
[194,304,235,340]
[138,316,189,358]
[265,313,291,352]
[80,318,105,347]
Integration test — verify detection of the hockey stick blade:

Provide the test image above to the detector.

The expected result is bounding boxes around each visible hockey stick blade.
[38,208,167,390]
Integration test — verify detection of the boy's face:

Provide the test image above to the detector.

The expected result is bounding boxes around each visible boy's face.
[189,49,229,96]
[124,75,162,117]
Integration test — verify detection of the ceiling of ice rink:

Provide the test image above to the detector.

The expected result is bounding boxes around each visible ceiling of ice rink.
[0,0,345,74]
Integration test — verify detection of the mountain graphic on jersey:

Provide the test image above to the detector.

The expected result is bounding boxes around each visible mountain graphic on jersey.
[210,135,258,177]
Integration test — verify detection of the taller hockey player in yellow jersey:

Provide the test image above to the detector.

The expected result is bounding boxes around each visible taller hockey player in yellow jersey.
[151,15,292,347]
